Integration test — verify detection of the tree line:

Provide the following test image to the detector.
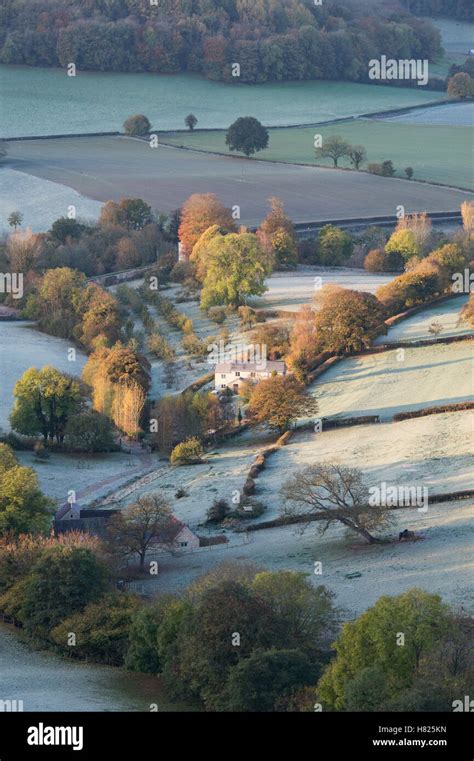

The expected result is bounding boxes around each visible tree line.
[0,0,444,85]
[0,529,470,712]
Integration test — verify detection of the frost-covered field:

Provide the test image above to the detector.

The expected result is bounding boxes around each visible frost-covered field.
[141,498,474,618]
[0,169,101,233]
[0,322,87,432]
[308,341,473,421]
[374,295,471,344]
[257,412,474,520]
[249,267,393,312]
[378,102,474,127]
[108,428,274,529]
[17,449,160,507]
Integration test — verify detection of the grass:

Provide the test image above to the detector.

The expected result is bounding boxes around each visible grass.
[161,119,473,189]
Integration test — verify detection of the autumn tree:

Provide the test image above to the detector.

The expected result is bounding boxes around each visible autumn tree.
[247,375,318,432]
[315,135,351,167]
[447,72,474,98]
[364,248,404,273]
[287,305,320,378]
[461,201,474,234]
[178,193,237,258]
[123,114,152,136]
[313,288,386,354]
[7,228,43,272]
[460,294,474,327]
[251,323,290,360]
[280,463,392,544]
[316,225,353,265]
[226,116,269,157]
[24,267,86,339]
[389,213,433,257]
[99,198,153,230]
[107,495,173,571]
[200,232,272,309]
[10,366,86,443]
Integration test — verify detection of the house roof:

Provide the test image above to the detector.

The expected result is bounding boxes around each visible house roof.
[215,360,286,373]
[55,502,81,520]
[149,517,195,544]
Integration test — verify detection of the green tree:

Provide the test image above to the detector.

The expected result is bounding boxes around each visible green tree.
[8,211,23,229]
[200,232,272,309]
[271,229,298,270]
[18,545,109,637]
[385,228,421,261]
[316,225,353,265]
[251,571,336,653]
[315,135,351,167]
[50,593,139,665]
[247,375,318,433]
[125,600,171,673]
[166,580,279,706]
[24,267,87,339]
[64,411,115,452]
[317,589,456,711]
[123,114,152,136]
[226,116,269,157]
[49,217,85,243]
[225,649,317,711]
[10,366,86,443]
[185,113,198,130]
[170,437,204,465]
[0,449,54,536]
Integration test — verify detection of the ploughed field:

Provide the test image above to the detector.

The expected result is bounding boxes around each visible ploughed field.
[7,136,472,227]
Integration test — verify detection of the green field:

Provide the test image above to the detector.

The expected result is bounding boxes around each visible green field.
[161,119,473,190]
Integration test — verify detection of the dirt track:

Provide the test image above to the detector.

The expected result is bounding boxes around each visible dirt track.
[8,135,472,226]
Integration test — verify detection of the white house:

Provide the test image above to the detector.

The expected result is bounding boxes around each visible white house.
[214,360,287,393]
[150,518,200,551]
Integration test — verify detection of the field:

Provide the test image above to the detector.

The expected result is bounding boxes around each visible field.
[137,498,474,618]
[0,321,87,432]
[8,136,472,227]
[307,341,474,421]
[1,65,446,138]
[161,119,474,189]
[250,267,394,313]
[374,295,471,344]
[0,169,102,234]
[378,101,473,125]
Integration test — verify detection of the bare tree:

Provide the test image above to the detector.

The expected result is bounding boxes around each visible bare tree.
[107,495,173,571]
[280,464,392,544]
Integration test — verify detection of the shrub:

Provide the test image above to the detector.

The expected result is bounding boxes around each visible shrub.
[65,411,116,453]
[170,437,204,464]
[364,248,404,273]
[182,332,208,356]
[123,114,151,136]
[206,499,231,524]
[207,306,227,325]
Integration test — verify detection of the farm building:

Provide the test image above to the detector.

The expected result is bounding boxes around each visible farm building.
[214,360,287,393]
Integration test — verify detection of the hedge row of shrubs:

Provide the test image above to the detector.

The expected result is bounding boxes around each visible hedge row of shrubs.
[393,400,474,421]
